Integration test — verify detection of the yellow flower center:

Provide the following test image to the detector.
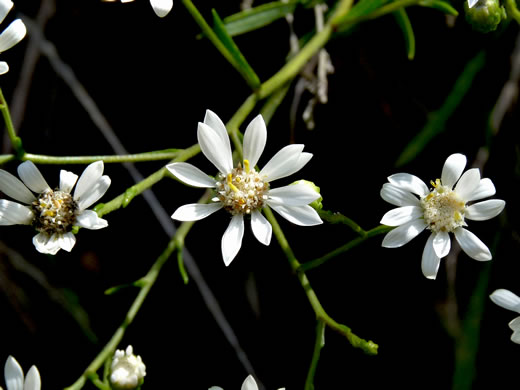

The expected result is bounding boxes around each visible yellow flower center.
[32,189,78,234]
[421,179,466,233]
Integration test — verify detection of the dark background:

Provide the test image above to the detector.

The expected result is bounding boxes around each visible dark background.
[0,0,519,389]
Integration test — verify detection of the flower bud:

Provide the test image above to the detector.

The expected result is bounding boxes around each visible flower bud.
[110,345,146,390]
[464,0,505,33]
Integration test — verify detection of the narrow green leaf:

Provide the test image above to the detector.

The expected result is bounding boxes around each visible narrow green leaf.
[341,0,391,22]
[212,9,261,90]
[223,1,299,37]
[393,8,415,60]
[396,51,486,167]
[419,0,459,16]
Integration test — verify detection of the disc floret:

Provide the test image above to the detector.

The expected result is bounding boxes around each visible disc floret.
[32,188,78,235]
[215,159,269,215]
[421,178,466,233]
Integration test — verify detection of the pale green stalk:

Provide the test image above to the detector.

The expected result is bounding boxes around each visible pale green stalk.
[0,88,23,154]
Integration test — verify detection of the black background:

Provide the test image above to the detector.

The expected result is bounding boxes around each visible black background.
[0,1,519,389]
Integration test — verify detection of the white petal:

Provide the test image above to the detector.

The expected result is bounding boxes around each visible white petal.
[166,162,216,188]
[0,169,36,204]
[75,176,111,210]
[380,205,423,226]
[0,19,26,53]
[441,153,466,188]
[32,232,61,255]
[380,183,420,207]
[509,317,520,330]
[198,122,233,174]
[267,182,320,206]
[17,161,49,194]
[0,0,13,25]
[0,61,8,74]
[149,0,172,17]
[251,210,272,245]
[432,230,451,258]
[269,204,322,226]
[0,199,34,225]
[5,356,24,390]
[59,170,78,193]
[204,109,230,147]
[58,232,76,252]
[454,168,481,201]
[465,199,505,221]
[74,161,104,201]
[468,0,479,8]
[511,330,520,344]
[222,215,244,266]
[465,178,496,202]
[259,144,305,181]
[381,218,427,248]
[454,227,491,261]
[422,233,441,280]
[490,289,520,313]
[171,203,222,221]
[24,366,41,390]
[243,115,267,168]
[75,210,108,230]
[241,375,259,390]
[387,173,429,197]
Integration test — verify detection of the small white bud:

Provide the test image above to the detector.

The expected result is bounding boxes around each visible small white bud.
[110,345,146,390]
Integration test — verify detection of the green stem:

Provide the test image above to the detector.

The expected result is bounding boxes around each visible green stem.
[0,88,23,154]
[22,150,180,164]
[317,209,366,235]
[64,236,177,390]
[263,207,378,355]
[304,320,326,390]
[299,225,393,272]
[505,0,520,23]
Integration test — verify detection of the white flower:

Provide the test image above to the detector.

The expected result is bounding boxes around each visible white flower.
[0,160,111,255]
[380,153,505,280]
[110,345,146,390]
[1,356,41,390]
[209,375,285,390]
[168,110,322,266]
[490,289,520,344]
[0,0,26,75]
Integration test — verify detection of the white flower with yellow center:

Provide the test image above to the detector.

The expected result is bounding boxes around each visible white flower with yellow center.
[380,153,505,279]
[168,110,322,266]
[0,0,26,75]
[490,289,520,344]
[1,356,41,390]
[0,161,110,255]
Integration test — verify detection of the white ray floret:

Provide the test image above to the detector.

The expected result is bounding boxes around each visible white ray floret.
[0,161,111,254]
[0,0,26,75]
[168,110,322,266]
[208,374,285,390]
[490,289,520,344]
[2,356,41,390]
[380,153,505,280]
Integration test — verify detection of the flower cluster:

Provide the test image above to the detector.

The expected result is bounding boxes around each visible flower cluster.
[0,161,110,254]
[110,345,146,390]
[380,153,505,279]
[168,110,322,266]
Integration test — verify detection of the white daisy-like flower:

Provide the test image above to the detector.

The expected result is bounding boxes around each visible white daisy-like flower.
[0,160,111,255]
[490,289,520,344]
[167,110,322,266]
[110,345,146,390]
[1,355,41,390]
[209,374,285,390]
[380,153,505,280]
[0,0,26,75]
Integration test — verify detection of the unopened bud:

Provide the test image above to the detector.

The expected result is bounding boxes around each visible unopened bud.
[110,345,146,390]
[465,0,505,33]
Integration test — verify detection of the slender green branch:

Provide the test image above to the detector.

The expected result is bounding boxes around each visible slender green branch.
[299,225,393,272]
[317,209,366,235]
[0,88,23,155]
[22,150,180,164]
[305,320,326,390]
[263,206,378,355]
[505,0,520,23]
[64,236,178,390]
